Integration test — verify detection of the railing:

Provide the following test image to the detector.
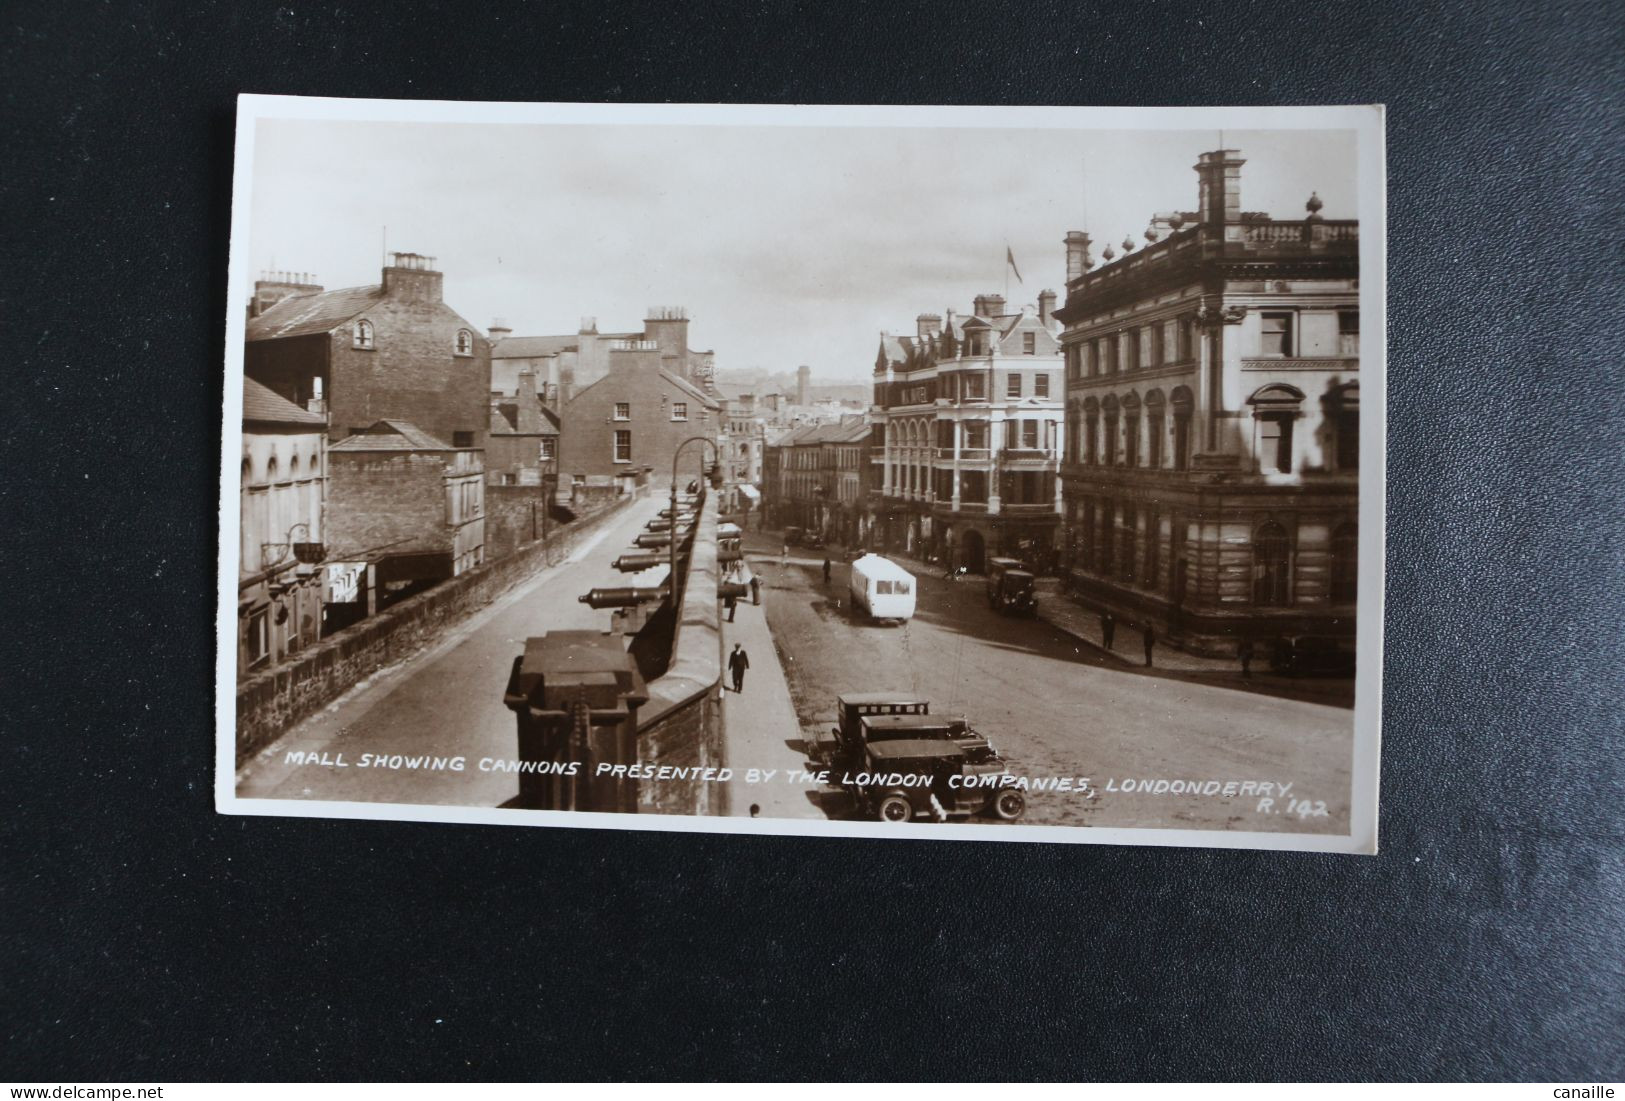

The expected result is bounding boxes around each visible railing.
[1000,448,1052,463]
[1240,357,1358,371]
[1001,502,1060,514]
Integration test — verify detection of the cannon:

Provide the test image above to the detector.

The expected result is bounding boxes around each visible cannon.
[577,585,670,609]
[611,552,668,573]
[634,531,679,548]
[718,581,750,601]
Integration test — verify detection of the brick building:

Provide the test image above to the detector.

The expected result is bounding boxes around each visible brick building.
[489,307,716,409]
[485,367,562,558]
[763,416,869,543]
[324,421,486,617]
[1054,148,1360,657]
[869,294,1064,571]
[238,378,327,677]
[557,342,720,495]
[246,252,492,452]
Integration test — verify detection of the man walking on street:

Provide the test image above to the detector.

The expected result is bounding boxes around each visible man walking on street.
[749,574,761,606]
[780,543,788,568]
[728,643,750,693]
[1101,612,1115,651]
[1142,623,1155,667]
[822,556,832,586]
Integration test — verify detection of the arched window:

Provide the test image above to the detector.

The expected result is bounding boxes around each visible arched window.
[455,328,475,356]
[1102,395,1119,466]
[1248,384,1305,474]
[1122,392,1141,468]
[352,319,374,349]
[1253,521,1291,606]
[1328,381,1360,472]
[1331,522,1358,603]
[1170,386,1193,470]
[1145,390,1166,469]
[1083,397,1099,466]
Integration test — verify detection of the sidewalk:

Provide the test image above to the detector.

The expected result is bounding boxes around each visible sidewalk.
[719,560,824,820]
[880,547,1242,675]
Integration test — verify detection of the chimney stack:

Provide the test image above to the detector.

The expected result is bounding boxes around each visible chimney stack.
[973,294,1006,318]
[489,317,512,344]
[796,365,811,406]
[1195,150,1247,225]
[1064,231,1094,281]
[1038,289,1057,326]
[381,252,443,303]
[916,313,942,340]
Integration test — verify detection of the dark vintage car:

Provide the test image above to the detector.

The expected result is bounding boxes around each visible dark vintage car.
[1269,635,1357,677]
[986,556,1038,616]
[808,693,930,770]
[848,738,1026,823]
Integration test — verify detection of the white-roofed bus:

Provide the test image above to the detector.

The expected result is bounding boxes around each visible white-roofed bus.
[847,554,916,624]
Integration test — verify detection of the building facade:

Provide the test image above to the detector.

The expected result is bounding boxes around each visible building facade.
[246,253,492,452]
[557,348,721,495]
[324,420,486,618]
[869,294,1064,572]
[238,379,327,678]
[1055,148,1360,657]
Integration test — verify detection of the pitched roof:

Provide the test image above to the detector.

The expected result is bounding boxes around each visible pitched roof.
[490,399,559,435]
[660,369,720,409]
[243,378,325,426]
[246,285,382,341]
[328,420,456,451]
[492,335,578,359]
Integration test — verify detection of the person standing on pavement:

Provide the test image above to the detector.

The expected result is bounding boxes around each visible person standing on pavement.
[1101,612,1116,651]
[749,574,761,606]
[780,542,788,568]
[728,643,750,693]
[725,594,737,622]
[1238,637,1254,679]
[822,556,832,586]
[1142,623,1155,667]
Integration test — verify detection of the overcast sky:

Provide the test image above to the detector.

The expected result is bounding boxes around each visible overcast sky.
[249,120,1357,381]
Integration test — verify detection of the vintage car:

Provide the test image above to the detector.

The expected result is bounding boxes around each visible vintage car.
[1269,635,1357,677]
[847,738,1027,823]
[807,693,929,770]
[986,556,1038,616]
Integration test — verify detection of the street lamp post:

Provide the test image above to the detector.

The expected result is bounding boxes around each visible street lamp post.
[670,435,720,601]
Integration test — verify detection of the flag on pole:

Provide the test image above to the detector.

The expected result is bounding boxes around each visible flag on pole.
[1006,245,1023,284]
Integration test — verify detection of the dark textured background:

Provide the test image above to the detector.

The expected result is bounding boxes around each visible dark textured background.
[3,0,1621,1082]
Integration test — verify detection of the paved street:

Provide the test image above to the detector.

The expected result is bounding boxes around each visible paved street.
[237,495,669,806]
[754,535,1353,834]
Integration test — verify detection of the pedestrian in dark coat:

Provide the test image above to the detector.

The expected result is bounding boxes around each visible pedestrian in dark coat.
[822,557,832,586]
[725,594,737,622]
[749,575,761,606]
[1238,638,1254,678]
[728,643,750,692]
[1142,623,1155,667]
[1101,613,1116,651]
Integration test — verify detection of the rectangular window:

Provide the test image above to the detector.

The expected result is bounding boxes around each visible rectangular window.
[246,609,269,669]
[613,429,632,463]
[1034,374,1050,398]
[452,431,474,448]
[1260,312,1293,356]
[1258,415,1294,473]
[671,401,688,421]
[1007,374,1022,399]
[1162,320,1180,362]
[1139,326,1155,368]
[538,436,556,460]
[1023,332,1036,355]
[1339,311,1360,355]
[1021,420,1039,449]
[965,374,986,400]
[613,402,631,421]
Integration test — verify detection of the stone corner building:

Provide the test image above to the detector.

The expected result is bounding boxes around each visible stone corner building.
[1055,148,1360,657]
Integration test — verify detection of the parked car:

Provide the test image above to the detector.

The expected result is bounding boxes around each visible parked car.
[986,557,1038,616]
[848,738,1026,823]
[809,693,929,770]
[1269,635,1357,677]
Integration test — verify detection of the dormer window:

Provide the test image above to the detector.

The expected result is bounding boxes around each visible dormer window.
[352,319,374,349]
[454,329,474,356]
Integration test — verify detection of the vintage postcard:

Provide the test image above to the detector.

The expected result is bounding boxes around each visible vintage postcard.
[218,96,1384,852]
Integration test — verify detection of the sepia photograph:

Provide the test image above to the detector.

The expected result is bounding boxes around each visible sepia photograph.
[217,98,1385,852]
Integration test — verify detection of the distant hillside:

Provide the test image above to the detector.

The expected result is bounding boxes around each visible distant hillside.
[713,368,869,404]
